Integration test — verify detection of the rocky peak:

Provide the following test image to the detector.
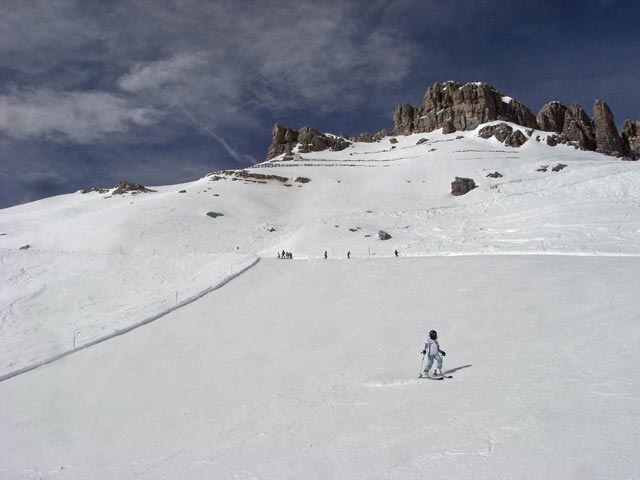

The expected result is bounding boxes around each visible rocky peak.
[622,120,640,157]
[537,102,567,133]
[393,81,537,135]
[266,123,350,160]
[592,100,628,157]
[561,104,596,151]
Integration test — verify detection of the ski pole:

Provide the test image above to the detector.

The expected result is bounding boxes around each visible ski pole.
[418,353,425,377]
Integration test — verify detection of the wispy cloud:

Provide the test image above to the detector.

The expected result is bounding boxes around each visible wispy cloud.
[0,88,159,142]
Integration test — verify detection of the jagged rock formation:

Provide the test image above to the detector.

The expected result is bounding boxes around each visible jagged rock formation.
[622,120,640,156]
[536,102,567,133]
[560,104,596,151]
[266,124,350,160]
[592,100,628,157]
[266,80,638,161]
[393,81,537,135]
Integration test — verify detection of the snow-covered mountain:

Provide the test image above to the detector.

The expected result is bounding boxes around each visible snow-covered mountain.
[1,120,639,479]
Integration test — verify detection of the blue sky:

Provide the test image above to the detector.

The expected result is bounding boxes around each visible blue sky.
[1,0,639,208]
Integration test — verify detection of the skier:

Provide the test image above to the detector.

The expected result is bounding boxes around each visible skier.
[421,330,446,377]
[394,249,399,257]
[347,251,351,259]
[324,251,328,259]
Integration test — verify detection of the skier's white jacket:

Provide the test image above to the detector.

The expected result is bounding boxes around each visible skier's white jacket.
[424,339,441,356]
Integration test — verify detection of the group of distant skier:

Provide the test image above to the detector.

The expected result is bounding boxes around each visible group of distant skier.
[318,249,399,259]
[277,250,293,259]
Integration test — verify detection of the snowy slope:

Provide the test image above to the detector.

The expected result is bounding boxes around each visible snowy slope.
[1,257,639,479]
[1,124,640,478]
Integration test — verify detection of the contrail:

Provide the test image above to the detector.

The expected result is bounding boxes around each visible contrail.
[175,102,245,164]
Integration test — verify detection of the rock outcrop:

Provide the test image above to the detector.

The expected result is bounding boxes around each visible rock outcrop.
[112,181,156,195]
[536,102,567,133]
[622,120,640,156]
[393,81,537,135]
[266,80,637,162]
[266,123,350,160]
[393,104,417,135]
[478,123,528,147]
[592,100,628,157]
[561,104,596,151]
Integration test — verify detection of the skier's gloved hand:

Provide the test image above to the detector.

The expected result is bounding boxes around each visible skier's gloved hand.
[439,350,446,356]
[421,350,426,355]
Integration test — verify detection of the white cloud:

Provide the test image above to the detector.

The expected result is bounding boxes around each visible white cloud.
[118,53,208,93]
[0,89,159,142]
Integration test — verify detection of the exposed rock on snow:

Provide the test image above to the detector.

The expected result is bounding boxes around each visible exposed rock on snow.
[451,177,477,196]
[593,100,629,158]
[478,123,513,142]
[504,129,528,147]
[486,171,503,178]
[552,163,568,172]
[206,211,224,218]
[113,181,156,195]
[377,230,392,240]
[80,187,109,194]
[211,170,293,184]
[477,123,527,147]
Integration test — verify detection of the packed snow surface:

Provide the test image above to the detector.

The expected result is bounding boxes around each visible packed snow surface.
[1,125,639,478]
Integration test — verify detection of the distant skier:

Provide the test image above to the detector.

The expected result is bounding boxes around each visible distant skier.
[394,249,399,257]
[421,330,446,377]
[324,251,328,259]
[347,251,351,259]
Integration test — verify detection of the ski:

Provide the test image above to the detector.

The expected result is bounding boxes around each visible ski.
[418,374,452,380]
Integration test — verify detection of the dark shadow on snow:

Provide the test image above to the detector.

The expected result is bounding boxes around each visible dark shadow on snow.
[444,364,473,375]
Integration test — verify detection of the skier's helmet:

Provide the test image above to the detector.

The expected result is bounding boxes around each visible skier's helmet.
[429,330,437,340]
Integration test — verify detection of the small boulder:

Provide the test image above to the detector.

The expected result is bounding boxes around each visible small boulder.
[416,138,428,145]
[451,177,477,196]
[486,172,503,178]
[389,138,398,144]
[552,163,567,172]
[206,212,224,219]
[378,230,392,240]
